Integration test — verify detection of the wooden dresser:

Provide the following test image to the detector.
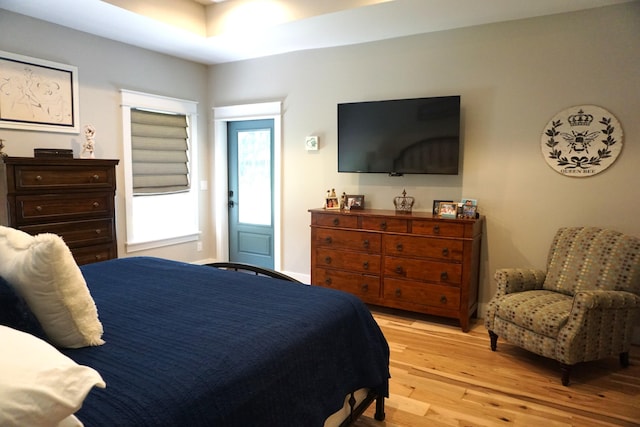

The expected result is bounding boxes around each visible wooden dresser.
[310,208,483,331]
[0,156,120,265]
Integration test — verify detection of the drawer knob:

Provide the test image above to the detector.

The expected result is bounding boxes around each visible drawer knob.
[324,236,332,244]
[324,278,332,286]
[35,205,43,212]
[35,175,43,181]
[92,174,100,181]
[363,261,369,270]
[395,288,402,298]
[93,202,100,208]
[396,243,403,252]
[440,295,448,304]
[433,225,440,234]
[395,266,404,275]
[442,247,449,257]
[363,239,369,249]
[95,254,103,260]
[380,221,387,231]
[440,271,448,281]
[333,218,339,226]
[324,256,332,264]
[361,283,369,292]
[95,229,102,235]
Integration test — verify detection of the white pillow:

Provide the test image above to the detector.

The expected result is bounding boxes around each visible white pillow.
[0,325,105,427]
[0,226,104,348]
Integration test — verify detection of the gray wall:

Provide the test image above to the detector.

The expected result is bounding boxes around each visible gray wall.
[208,3,640,317]
[0,11,212,263]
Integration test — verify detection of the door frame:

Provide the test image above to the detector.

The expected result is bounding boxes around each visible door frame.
[213,101,282,270]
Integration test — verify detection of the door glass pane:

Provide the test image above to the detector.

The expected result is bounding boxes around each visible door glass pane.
[237,129,271,225]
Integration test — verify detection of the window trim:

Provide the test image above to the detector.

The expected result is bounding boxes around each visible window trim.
[121,89,199,251]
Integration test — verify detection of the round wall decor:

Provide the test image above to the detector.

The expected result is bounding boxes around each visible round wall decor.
[540,105,623,177]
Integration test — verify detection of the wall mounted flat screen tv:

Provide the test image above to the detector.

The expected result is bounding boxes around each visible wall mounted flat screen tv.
[338,95,460,175]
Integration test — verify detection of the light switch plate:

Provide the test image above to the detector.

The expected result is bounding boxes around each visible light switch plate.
[305,136,319,151]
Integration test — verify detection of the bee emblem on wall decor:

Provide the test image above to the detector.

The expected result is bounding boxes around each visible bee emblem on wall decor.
[541,105,623,177]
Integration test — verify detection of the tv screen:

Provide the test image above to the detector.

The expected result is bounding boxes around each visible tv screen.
[338,95,460,175]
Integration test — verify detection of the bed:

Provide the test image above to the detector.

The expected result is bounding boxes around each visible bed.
[0,238,389,427]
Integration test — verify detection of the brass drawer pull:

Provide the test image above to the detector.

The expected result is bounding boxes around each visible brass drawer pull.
[433,225,440,234]
[92,174,100,181]
[333,218,339,226]
[361,283,369,292]
[442,247,449,257]
[440,295,448,304]
[35,205,43,212]
[324,278,332,286]
[324,256,332,264]
[324,236,332,244]
[395,266,404,275]
[363,239,369,249]
[440,271,448,281]
[95,254,104,260]
[93,202,100,208]
[95,229,102,235]
[35,175,43,181]
[395,288,402,297]
[380,221,387,231]
[396,243,403,252]
[363,261,369,270]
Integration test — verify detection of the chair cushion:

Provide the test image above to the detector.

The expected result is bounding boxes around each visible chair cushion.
[494,290,573,338]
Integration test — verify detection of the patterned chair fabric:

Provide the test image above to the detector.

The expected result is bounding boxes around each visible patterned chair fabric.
[485,227,640,384]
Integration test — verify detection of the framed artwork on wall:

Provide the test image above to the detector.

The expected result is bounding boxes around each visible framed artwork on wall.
[0,50,79,133]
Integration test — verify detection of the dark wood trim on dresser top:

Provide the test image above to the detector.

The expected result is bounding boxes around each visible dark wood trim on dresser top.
[310,208,483,332]
[1,156,120,265]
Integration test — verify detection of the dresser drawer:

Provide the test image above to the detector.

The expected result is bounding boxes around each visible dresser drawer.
[411,220,465,238]
[313,267,380,302]
[312,213,358,229]
[384,256,462,285]
[384,278,460,310]
[385,234,463,261]
[15,192,114,224]
[313,228,381,252]
[70,243,117,265]
[315,248,380,274]
[20,219,114,247]
[362,217,408,233]
[14,165,115,191]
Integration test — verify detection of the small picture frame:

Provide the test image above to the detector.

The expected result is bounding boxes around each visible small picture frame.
[346,194,365,210]
[438,201,458,219]
[433,199,453,215]
[462,204,477,219]
[325,197,340,210]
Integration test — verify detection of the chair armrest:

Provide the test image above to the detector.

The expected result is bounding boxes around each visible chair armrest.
[573,290,640,310]
[558,290,640,365]
[494,268,546,295]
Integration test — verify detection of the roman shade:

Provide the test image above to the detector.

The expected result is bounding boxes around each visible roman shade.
[130,109,189,194]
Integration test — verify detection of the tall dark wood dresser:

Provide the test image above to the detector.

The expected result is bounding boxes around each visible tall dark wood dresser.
[0,156,119,265]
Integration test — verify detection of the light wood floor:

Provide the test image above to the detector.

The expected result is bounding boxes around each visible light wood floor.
[354,308,640,427]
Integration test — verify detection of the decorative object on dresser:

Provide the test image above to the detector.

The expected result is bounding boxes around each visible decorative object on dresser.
[393,189,414,214]
[310,208,483,332]
[346,194,365,210]
[0,156,119,265]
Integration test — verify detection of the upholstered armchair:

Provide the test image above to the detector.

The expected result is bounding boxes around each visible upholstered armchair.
[485,227,640,386]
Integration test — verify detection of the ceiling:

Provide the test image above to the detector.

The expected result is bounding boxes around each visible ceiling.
[0,0,633,65]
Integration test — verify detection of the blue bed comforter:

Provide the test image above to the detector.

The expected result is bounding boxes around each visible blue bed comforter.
[63,257,389,427]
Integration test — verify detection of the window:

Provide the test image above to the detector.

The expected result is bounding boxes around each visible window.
[121,90,199,251]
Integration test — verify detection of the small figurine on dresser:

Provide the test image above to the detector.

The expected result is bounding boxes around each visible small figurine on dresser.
[82,124,96,159]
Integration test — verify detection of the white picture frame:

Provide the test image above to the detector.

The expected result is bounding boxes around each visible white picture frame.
[0,50,79,133]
